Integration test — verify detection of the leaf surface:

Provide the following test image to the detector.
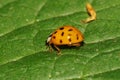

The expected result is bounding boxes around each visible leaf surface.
[0,0,120,80]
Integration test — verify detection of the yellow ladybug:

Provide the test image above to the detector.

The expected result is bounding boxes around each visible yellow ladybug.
[46,25,84,54]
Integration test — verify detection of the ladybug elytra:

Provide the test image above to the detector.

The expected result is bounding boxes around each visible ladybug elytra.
[46,25,84,54]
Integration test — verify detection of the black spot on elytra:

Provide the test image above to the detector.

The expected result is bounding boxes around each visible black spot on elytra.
[68,38,71,42]
[76,34,79,40]
[60,40,63,43]
[59,27,64,30]
[54,31,57,34]
[68,34,72,36]
[61,32,64,36]
[68,28,73,31]
[53,36,56,39]
[49,34,52,37]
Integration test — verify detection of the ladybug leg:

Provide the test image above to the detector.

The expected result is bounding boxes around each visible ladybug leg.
[70,43,81,47]
[48,44,54,52]
[53,45,61,55]
[71,42,84,47]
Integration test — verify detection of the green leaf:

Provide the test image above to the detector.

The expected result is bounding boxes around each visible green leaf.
[0,0,120,80]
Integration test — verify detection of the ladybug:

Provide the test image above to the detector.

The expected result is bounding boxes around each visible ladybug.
[46,25,84,54]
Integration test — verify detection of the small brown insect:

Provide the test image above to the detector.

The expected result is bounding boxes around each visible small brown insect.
[82,3,96,23]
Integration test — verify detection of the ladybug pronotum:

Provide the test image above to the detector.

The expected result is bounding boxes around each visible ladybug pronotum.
[46,25,84,54]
